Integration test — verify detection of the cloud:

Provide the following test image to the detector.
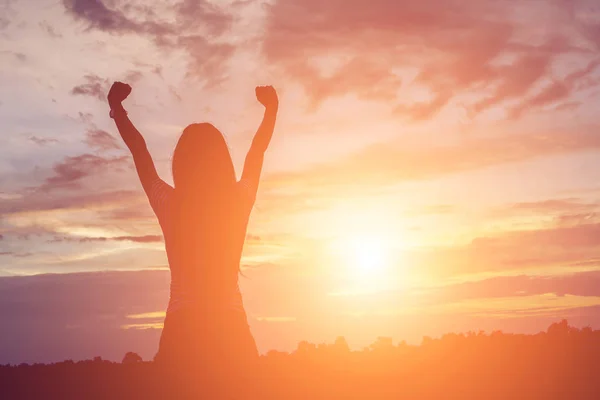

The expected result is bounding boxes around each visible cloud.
[50,235,163,243]
[62,0,232,38]
[425,270,600,305]
[175,35,236,86]
[40,153,128,192]
[263,0,598,117]
[555,101,583,112]
[70,74,110,101]
[555,213,598,227]
[29,136,60,146]
[174,0,233,37]
[62,0,170,36]
[508,58,600,118]
[61,0,236,85]
[490,198,599,218]
[473,222,600,252]
[412,222,600,277]
[0,189,141,217]
[469,51,555,115]
[264,127,600,191]
[12,252,34,258]
[101,205,155,221]
[169,85,182,102]
[0,0,17,32]
[39,21,62,38]
[123,70,143,84]
[77,111,94,124]
[263,0,509,106]
[571,0,600,50]
[126,311,165,319]
[85,129,121,151]
[0,50,27,62]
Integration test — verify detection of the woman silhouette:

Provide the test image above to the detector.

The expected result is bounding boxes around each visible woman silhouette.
[107,82,278,381]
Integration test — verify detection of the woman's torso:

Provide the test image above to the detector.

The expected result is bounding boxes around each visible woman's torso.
[147,178,255,315]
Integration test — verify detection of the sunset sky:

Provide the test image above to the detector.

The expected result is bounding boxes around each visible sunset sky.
[2,0,600,363]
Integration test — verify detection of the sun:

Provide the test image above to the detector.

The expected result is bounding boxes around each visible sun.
[330,234,391,278]
[349,236,387,275]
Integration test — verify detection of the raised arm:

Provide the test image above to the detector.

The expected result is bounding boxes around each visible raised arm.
[241,86,279,194]
[108,82,160,194]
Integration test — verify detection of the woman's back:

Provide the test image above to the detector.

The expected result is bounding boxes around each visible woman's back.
[148,178,255,313]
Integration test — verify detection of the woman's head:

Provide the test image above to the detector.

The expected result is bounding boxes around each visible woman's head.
[172,123,236,196]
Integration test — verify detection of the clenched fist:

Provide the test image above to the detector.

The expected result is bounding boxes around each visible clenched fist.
[108,82,132,108]
[255,86,278,109]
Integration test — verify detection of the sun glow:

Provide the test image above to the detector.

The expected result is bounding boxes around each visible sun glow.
[330,234,393,279]
[352,237,387,275]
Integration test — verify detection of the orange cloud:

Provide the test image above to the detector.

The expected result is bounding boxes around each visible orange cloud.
[406,222,600,278]
[489,199,599,219]
[263,128,600,192]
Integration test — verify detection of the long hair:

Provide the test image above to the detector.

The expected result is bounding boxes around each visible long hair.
[171,123,240,300]
[172,123,236,196]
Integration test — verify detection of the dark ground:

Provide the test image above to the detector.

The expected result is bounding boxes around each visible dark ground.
[1,320,599,399]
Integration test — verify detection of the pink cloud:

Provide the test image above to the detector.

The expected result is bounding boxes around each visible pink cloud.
[508,58,600,118]
[70,74,110,101]
[263,0,599,118]
[61,0,236,85]
[41,154,128,192]
[62,0,172,36]
[29,136,60,146]
[85,129,121,151]
[0,190,141,217]
[50,235,163,243]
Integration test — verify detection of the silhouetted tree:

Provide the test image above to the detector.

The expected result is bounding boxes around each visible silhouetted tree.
[122,352,143,364]
[333,336,350,353]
